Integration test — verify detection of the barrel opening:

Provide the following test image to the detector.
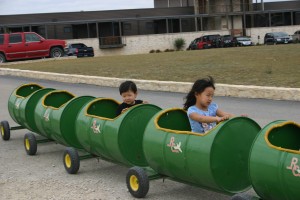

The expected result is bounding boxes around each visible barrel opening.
[267,123,300,151]
[157,109,191,131]
[119,104,161,166]
[44,91,74,109]
[16,84,43,98]
[24,88,55,133]
[60,96,95,148]
[212,117,261,192]
[87,99,119,119]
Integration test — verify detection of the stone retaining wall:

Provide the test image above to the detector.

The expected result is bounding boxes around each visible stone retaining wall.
[1,68,299,101]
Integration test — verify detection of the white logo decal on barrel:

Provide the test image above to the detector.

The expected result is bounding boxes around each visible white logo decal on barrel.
[287,157,300,177]
[167,136,182,153]
[91,119,101,134]
[44,109,50,121]
[15,98,22,109]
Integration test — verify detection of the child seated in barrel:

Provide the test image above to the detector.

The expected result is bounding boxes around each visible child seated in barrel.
[116,80,148,116]
[183,76,234,134]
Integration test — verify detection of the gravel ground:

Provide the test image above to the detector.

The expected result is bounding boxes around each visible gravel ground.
[0,130,232,200]
[0,76,232,200]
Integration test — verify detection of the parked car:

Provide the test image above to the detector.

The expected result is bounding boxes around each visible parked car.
[264,32,293,45]
[220,35,234,47]
[187,34,221,50]
[65,43,94,57]
[0,32,66,63]
[202,34,221,48]
[187,37,209,50]
[292,30,300,42]
[233,36,253,46]
[187,38,200,50]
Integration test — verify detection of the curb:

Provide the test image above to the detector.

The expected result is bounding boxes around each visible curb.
[0,68,299,101]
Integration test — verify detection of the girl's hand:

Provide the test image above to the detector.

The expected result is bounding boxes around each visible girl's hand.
[216,115,230,123]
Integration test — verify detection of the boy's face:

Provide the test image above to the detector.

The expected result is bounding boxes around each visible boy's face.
[121,90,137,105]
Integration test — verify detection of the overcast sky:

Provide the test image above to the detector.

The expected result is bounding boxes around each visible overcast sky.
[0,0,291,15]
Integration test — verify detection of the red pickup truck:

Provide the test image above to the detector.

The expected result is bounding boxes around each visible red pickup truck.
[0,32,66,63]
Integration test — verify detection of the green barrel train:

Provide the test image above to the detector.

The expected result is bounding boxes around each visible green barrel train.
[1,83,299,200]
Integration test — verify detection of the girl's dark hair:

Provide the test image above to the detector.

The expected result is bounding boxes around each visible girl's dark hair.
[183,76,215,110]
[119,80,137,94]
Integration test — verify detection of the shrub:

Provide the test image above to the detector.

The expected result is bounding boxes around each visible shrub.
[149,50,155,53]
[155,49,161,53]
[174,38,186,51]
[165,49,175,52]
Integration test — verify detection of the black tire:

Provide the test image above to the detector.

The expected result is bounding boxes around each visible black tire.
[24,133,37,155]
[0,53,6,63]
[63,147,80,174]
[1,121,10,141]
[50,47,64,58]
[231,193,256,200]
[126,166,149,198]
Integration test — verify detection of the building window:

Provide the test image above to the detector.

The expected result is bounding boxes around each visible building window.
[146,22,154,30]
[64,27,72,33]
[124,23,132,31]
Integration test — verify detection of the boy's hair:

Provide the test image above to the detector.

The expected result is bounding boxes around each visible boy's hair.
[183,76,215,110]
[119,81,138,95]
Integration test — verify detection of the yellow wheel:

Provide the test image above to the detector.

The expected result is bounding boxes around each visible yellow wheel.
[130,175,139,191]
[126,167,149,198]
[24,133,37,155]
[25,138,30,151]
[65,154,71,169]
[0,121,10,141]
[63,147,80,174]
[1,126,4,137]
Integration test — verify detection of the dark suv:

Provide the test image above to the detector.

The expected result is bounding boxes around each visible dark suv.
[220,35,234,47]
[264,32,292,44]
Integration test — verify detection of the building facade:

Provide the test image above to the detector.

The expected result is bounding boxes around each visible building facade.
[0,0,299,50]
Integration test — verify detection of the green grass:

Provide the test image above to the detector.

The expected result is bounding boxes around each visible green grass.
[2,44,300,88]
